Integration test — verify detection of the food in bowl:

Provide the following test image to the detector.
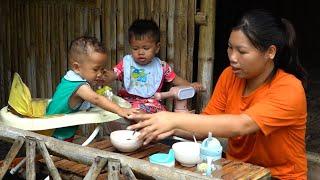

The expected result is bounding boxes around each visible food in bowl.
[172,141,201,167]
[110,130,142,152]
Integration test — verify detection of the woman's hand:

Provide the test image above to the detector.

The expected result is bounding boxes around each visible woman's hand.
[116,107,140,119]
[127,111,177,145]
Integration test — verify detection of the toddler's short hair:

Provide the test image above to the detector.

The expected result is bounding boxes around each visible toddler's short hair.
[128,19,160,43]
[68,36,106,64]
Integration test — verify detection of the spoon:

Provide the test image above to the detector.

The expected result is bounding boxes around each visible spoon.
[126,130,137,140]
[193,134,197,143]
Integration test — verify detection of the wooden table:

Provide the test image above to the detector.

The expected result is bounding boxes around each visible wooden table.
[37,136,271,179]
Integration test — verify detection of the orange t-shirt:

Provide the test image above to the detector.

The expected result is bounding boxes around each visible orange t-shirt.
[203,66,307,179]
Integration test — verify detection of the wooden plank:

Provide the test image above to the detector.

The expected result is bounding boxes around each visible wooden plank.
[0,136,25,179]
[26,136,37,180]
[95,0,101,40]
[107,158,121,180]
[83,156,108,180]
[37,140,62,180]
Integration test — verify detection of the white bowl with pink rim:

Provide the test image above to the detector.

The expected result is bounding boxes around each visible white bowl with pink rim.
[172,141,201,167]
[110,130,142,152]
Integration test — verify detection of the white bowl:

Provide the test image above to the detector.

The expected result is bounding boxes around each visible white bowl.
[110,130,142,152]
[172,141,201,167]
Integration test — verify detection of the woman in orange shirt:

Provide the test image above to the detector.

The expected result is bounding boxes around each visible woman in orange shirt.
[128,9,308,179]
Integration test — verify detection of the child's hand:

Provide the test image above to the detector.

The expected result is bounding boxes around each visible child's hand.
[99,69,117,86]
[117,107,140,119]
[190,82,206,92]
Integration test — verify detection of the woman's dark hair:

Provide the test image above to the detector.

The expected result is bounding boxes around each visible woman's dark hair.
[128,19,160,43]
[232,9,307,87]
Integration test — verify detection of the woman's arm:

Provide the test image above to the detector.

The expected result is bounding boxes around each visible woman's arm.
[128,111,260,145]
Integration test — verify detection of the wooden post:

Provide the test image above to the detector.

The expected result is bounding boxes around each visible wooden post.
[0,125,211,180]
[0,136,25,179]
[121,165,137,180]
[37,140,62,180]
[197,0,216,112]
[26,136,36,180]
[107,158,121,180]
[83,156,107,180]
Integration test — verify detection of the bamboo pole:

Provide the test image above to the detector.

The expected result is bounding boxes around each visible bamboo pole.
[46,4,52,97]
[165,0,175,111]
[159,0,167,61]
[139,0,145,19]
[26,136,36,180]
[0,124,211,180]
[29,2,37,98]
[116,0,125,60]
[121,165,137,180]
[0,1,5,107]
[167,0,175,66]
[83,156,107,180]
[108,158,120,180]
[110,0,117,67]
[0,136,25,179]
[51,3,57,92]
[187,0,195,82]
[197,0,216,111]
[59,4,67,79]
[103,0,112,69]
[37,140,62,180]
[95,0,101,40]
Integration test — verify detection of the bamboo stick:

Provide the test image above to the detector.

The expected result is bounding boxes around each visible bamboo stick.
[116,0,125,60]
[107,158,120,180]
[0,136,25,179]
[165,0,175,111]
[167,0,175,66]
[46,4,52,97]
[59,5,67,78]
[83,156,107,180]
[37,140,62,180]
[6,0,12,100]
[121,165,137,180]
[29,2,37,98]
[187,0,195,82]
[177,0,188,79]
[197,0,216,111]
[95,0,101,40]
[103,0,112,69]
[159,0,167,61]
[26,136,36,180]
[11,0,18,79]
[123,0,129,54]
[50,3,57,92]
[110,0,117,67]
[55,3,61,83]
[40,2,46,98]
[0,1,5,107]
[139,0,145,19]
[0,124,211,180]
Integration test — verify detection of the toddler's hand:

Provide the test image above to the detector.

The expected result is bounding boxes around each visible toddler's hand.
[191,82,206,92]
[100,69,117,85]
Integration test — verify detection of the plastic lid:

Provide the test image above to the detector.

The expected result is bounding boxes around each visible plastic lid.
[149,149,175,163]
